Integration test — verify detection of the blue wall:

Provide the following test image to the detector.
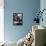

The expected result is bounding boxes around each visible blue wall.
[4,0,40,42]
[40,0,46,27]
[40,0,46,44]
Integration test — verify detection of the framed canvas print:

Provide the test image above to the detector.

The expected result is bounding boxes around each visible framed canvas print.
[13,13,23,25]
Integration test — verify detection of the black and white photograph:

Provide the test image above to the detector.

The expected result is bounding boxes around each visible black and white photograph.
[13,13,23,25]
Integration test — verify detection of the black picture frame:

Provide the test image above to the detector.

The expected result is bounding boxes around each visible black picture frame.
[13,13,23,25]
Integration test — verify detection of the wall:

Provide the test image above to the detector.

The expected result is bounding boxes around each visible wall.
[0,0,4,42]
[40,0,46,26]
[4,0,40,42]
[40,0,46,45]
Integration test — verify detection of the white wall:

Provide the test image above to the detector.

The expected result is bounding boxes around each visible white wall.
[0,0,4,42]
